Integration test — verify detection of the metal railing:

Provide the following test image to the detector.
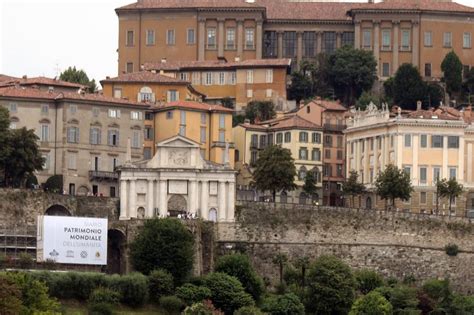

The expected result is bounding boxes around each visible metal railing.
[89,170,119,180]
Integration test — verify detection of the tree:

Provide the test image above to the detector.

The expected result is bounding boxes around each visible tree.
[176,284,212,306]
[4,128,44,188]
[306,255,356,314]
[244,101,276,123]
[0,274,22,314]
[293,256,310,289]
[426,83,444,108]
[0,107,11,182]
[392,63,426,109]
[437,178,463,213]
[463,68,474,103]
[215,254,264,301]
[272,253,288,286]
[355,91,381,110]
[441,51,463,97]
[288,71,315,103]
[302,171,318,199]
[342,171,366,208]
[375,164,413,209]
[148,269,174,303]
[349,291,393,315]
[329,46,377,105]
[130,218,194,284]
[261,293,305,315]
[221,97,234,109]
[354,269,385,295]
[375,285,419,313]
[59,66,97,92]
[252,145,297,201]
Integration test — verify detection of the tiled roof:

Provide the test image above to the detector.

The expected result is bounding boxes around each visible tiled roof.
[143,58,291,71]
[0,74,18,82]
[0,76,86,89]
[349,0,474,13]
[240,115,322,131]
[117,0,263,11]
[101,71,189,84]
[152,100,233,113]
[307,99,347,111]
[393,105,462,121]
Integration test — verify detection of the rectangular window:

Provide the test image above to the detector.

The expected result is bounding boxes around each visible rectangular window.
[449,167,457,179]
[312,132,321,143]
[204,72,213,85]
[325,135,333,147]
[245,28,255,49]
[312,149,321,161]
[337,150,343,160]
[192,72,200,85]
[67,127,79,143]
[187,28,195,44]
[401,29,411,50]
[92,107,100,117]
[200,127,206,143]
[431,135,443,148]
[69,104,77,114]
[382,29,391,49]
[424,31,432,47]
[68,153,77,170]
[425,63,432,77]
[226,28,235,49]
[146,29,155,45]
[303,31,316,57]
[362,29,372,48]
[420,192,427,204]
[322,31,336,53]
[265,69,273,83]
[219,114,226,129]
[132,130,140,148]
[180,72,189,81]
[263,31,277,58]
[40,125,49,142]
[420,167,427,184]
[108,130,119,146]
[167,29,175,45]
[276,133,283,144]
[299,132,308,143]
[9,103,17,113]
[246,70,253,84]
[337,164,343,177]
[201,113,206,125]
[283,31,297,57]
[42,153,50,170]
[207,28,216,49]
[382,63,390,77]
[219,130,225,143]
[90,128,101,145]
[218,72,225,85]
[144,127,153,140]
[266,89,272,98]
[41,104,49,114]
[167,90,178,102]
[443,32,452,48]
[325,149,331,159]
[126,30,134,46]
[284,132,291,143]
[420,134,427,148]
[299,148,308,160]
[403,165,411,178]
[464,32,472,48]
[143,148,152,160]
[433,167,441,182]
[126,62,133,73]
[341,31,354,47]
[229,72,236,85]
[108,109,120,118]
[130,111,142,120]
[247,89,253,98]
[250,150,258,165]
[404,134,411,147]
[448,136,459,148]
[180,110,186,124]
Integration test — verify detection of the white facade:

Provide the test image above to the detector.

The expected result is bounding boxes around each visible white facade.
[118,135,236,222]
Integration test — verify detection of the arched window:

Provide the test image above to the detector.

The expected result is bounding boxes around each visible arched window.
[299,131,308,143]
[137,207,145,219]
[139,86,153,102]
[299,166,307,180]
[209,208,217,222]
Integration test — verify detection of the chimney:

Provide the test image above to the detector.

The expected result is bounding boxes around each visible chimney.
[245,0,255,3]
[106,76,110,79]
[368,0,374,3]
[22,75,27,80]
[299,100,304,109]
[161,58,167,63]
[416,100,422,111]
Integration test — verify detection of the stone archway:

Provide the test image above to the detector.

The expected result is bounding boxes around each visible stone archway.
[107,229,126,275]
[168,195,187,216]
[45,204,71,216]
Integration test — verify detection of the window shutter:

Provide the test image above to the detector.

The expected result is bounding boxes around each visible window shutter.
[89,128,93,144]
[176,91,179,101]
[98,129,101,144]
[116,131,120,145]
[139,112,143,120]
[108,130,112,145]
[137,93,141,102]
[75,127,80,143]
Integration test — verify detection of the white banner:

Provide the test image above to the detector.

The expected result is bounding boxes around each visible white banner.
[37,216,108,265]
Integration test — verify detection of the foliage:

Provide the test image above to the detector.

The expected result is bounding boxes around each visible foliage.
[0,106,11,181]
[463,67,474,102]
[159,295,185,314]
[329,46,378,105]
[426,83,444,108]
[252,145,297,201]
[59,66,97,92]
[17,252,33,269]
[261,293,305,315]
[148,269,174,303]
[232,114,246,127]
[450,294,474,314]
[88,302,114,315]
[106,273,149,307]
[215,254,264,301]
[44,175,63,193]
[306,255,356,314]
[288,71,315,103]
[383,77,395,102]
[437,177,463,212]
[220,97,234,109]
[183,300,224,315]
[392,63,427,109]
[203,272,254,315]
[354,269,385,294]
[0,274,23,314]
[375,285,419,313]
[176,283,212,306]
[273,253,288,286]
[24,174,38,189]
[342,171,366,207]
[356,91,381,110]
[375,164,414,207]
[244,101,276,123]
[234,306,264,315]
[302,171,318,197]
[441,51,463,96]
[444,243,459,256]
[88,287,121,305]
[422,279,453,311]
[349,291,393,315]
[130,218,194,284]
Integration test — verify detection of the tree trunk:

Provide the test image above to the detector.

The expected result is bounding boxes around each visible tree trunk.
[272,190,276,203]
[352,195,355,208]
[449,196,452,213]
[436,190,439,214]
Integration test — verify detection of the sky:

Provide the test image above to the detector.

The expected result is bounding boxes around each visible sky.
[1,0,474,88]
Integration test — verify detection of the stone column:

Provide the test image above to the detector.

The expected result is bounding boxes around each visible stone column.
[218,18,225,58]
[129,180,137,218]
[374,137,379,176]
[396,134,403,169]
[467,143,473,183]
[200,181,209,220]
[413,134,419,185]
[336,31,342,48]
[442,137,448,179]
[373,21,380,76]
[159,180,167,217]
[218,181,226,221]
[198,18,206,61]
[256,20,263,59]
[146,179,154,218]
[316,31,322,54]
[119,179,128,220]
[459,137,465,182]
[296,31,303,70]
[412,20,420,68]
[227,182,236,221]
[381,135,387,169]
[237,19,244,58]
[354,22,361,49]
[392,21,400,74]
[364,138,370,184]
[355,139,361,176]
[189,180,198,214]
[277,31,283,58]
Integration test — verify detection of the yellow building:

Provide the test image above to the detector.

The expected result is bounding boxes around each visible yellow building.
[233,115,323,203]
[152,100,235,168]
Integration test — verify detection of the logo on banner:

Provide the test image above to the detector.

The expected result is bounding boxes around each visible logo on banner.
[80,251,88,259]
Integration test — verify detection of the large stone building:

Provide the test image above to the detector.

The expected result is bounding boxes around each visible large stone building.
[0,86,147,196]
[118,135,236,221]
[116,0,474,79]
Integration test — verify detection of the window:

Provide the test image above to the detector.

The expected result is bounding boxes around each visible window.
[204,72,213,85]
[207,28,216,49]
[108,130,119,146]
[145,112,153,120]
[245,28,255,49]
[200,127,206,143]
[433,167,441,182]
[144,148,152,160]
[219,114,225,129]
[144,127,153,140]
[250,134,258,148]
[9,103,17,113]
[263,31,277,58]
[131,111,142,120]
[341,32,354,47]
[180,73,189,81]
[108,109,120,118]
[92,156,99,171]
[247,89,253,98]
[192,72,200,85]
[69,104,77,114]
[41,104,49,114]
[404,134,411,147]
[276,133,283,144]
[283,31,296,57]
[325,135,333,147]
[166,111,173,119]
[167,29,175,45]
[337,164,343,177]
[187,28,195,44]
[42,153,50,170]
[464,33,472,48]
[322,31,336,53]
[424,31,432,47]
[219,130,225,142]
[284,132,291,143]
[337,136,343,148]
[424,63,432,77]
[449,167,457,179]
[259,135,266,148]
[201,113,206,124]
[431,135,443,148]
[132,130,141,148]
[266,89,272,98]
[299,132,308,143]
[299,147,308,160]
[167,90,178,102]
[139,86,153,102]
[420,192,427,204]
[420,134,427,148]
[382,29,391,49]
[226,28,235,49]
[250,150,258,165]
[448,136,459,148]
[146,30,155,45]
[126,62,133,73]
[218,72,225,85]
[68,153,77,170]
[362,29,372,48]
[246,70,253,83]
[337,150,343,160]
[325,149,331,159]
[403,165,411,178]
[299,167,307,180]
[229,72,236,85]
[312,132,321,143]
[179,111,186,136]
[126,30,134,46]
[67,127,79,143]
[40,124,49,142]
[323,165,332,177]
[382,63,390,77]
[312,148,321,161]
[443,32,452,48]
[92,107,100,117]
[265,69,273,83]
[420,167,427,184]
[401,29,411,50]
[90,128,101,145]
[303,31,316,57]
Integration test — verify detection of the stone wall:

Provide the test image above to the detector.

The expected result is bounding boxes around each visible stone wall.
[215,202,474,293]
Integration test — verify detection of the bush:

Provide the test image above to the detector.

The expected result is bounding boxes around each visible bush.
[261,293,305,315]
[148,269,174,303]
[88,302,114,315]
[354,269,385,294]
[450,294,474,314]
[0,274,22,314]
[445,243,459,256]
[44,175,63,193]
[183,300,224,315]
[234,305,264,315]
[349,291,393,315]
[107,273,149,307]
[42,258,57,270]
[203,272,254,314]
[215,254,264,301]
[159,295,185,314]
[88,287,121,305]
[375,285,419,313]
[130,218,194,284]
[17,252,34,269]
[176,283,212,306]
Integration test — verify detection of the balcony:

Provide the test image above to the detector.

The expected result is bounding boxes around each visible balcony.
[323,124,347,132]
[89,170,119,181]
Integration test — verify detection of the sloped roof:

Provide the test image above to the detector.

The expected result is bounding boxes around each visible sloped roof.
[240,115,322,131]
[152,100,233,113]
[0,74,18,82]
[307,99,347,111]
[117,0,264,11]
[349,0,474,14]
[143,59,291,71]
[0,76,86,89]
[101,71,189,84]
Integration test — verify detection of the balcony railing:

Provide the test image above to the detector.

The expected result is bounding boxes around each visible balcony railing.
[89,170,118,180]
[323,124,347,132]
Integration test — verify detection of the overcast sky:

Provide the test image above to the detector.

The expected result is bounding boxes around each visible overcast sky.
[1,0,474,88]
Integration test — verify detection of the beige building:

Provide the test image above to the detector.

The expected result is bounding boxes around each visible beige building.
[345,102,474,216]
[0,86,146,197]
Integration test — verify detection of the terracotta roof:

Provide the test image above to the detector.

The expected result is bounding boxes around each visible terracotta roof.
[393,105,461,121]
[307,99,347,111]
[240,115,322,131]
[117,0,263,11]
[152,100,233,113]
[0,74,18,82]
[349,0,474,14]
[101,71,189,84]
[143,58,291,71]
[0,76,86,89]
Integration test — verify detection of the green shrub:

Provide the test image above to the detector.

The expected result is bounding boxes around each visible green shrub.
[450,294,474,314]
[17,252,34,269]
[107,273,149,307]
[148,269,174,303]
[88,302,114,315]
[349,291,393,315]
[215,254,264,301]
[354,269,385,294]
[183,300,223,315]
[88,287,121,306]
[159,295,185,314]
[261,293,305,315]
[234,305,264,315]
[0,274,23,314]
[0,253,7,269]
[176,283,212,306]
[283,264,300,286]
[44,175,63,193]
[375,285,419,313]
[445,243,459,256]
[203,272,254,314]
[42,258,57,270]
